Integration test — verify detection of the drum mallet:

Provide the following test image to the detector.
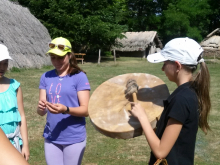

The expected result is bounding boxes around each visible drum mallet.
[125,79,139,103]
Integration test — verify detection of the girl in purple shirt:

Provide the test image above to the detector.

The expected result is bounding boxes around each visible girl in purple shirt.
[37,37,90,165]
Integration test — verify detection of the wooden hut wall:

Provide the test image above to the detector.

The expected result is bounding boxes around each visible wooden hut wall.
[116,51,145,57]
[200,28,220,59]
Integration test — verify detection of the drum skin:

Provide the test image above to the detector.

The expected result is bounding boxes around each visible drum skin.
[88,73,170,139]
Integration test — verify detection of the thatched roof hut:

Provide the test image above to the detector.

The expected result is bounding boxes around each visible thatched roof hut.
[112,31,163,57]
[200,28,220,59]
[0,0,51,69]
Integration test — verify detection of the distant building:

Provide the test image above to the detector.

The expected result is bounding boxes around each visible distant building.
[112,31,163,58]
[0,0,51,68]
[200,28,220,59]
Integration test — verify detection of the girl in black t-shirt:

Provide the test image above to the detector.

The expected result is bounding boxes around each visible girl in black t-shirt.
[131,38,211,165]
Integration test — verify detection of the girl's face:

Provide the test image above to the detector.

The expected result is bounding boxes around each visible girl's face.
[0,59,8,78]
[49,54,69,73]
[161,60,177,82]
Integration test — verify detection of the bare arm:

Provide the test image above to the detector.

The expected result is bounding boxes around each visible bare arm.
[37,89,47,116]
[17,87,30,161]
[131,103,182,159]
[0,128,29,165]
[46,90,90,117]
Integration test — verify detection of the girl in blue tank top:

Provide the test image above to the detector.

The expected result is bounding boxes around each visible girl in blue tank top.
[0,44,29,161]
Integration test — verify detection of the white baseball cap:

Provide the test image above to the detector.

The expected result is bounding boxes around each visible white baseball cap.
[147,37,204,65]
[0,44,13,62]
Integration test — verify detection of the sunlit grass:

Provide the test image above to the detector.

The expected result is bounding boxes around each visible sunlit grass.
[6,57,220,165]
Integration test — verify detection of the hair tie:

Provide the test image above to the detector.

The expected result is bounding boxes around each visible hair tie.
[198,58,204,64]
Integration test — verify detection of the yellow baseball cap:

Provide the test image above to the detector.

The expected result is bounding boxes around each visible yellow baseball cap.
[46,37,72,56]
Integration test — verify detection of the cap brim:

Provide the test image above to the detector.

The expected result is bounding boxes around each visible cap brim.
[46,48,68,56]
[147,52,167,63]
[0,56,13,61]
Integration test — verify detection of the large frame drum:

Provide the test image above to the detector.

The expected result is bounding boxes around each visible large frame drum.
[88,73,170,139]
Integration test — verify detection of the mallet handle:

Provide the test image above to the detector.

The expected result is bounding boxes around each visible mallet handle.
[132,93,138,103]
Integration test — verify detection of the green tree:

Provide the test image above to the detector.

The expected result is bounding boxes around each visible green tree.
[159,0,211,43]
[17,0,213,47]
[18,0,127,53]
[123,0,161,31]
[77,0,127,52]
[208,0,220,32]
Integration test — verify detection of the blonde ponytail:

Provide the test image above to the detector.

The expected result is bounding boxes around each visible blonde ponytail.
[191,61,211,134]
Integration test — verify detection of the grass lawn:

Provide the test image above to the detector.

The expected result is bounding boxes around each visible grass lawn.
[6,57,220,165]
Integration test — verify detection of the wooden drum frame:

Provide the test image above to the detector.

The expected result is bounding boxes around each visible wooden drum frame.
[88,73,170,139]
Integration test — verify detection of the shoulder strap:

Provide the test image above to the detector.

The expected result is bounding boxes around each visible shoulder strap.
[154,158,168,165]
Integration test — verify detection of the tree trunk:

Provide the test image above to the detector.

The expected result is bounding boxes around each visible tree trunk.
[142,50,146,58]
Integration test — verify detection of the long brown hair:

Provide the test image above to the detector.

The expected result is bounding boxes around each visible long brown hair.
[184,57,211,134]
[66,51,86,75]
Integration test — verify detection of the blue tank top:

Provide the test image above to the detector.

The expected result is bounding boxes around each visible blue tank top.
[0,79,22,145]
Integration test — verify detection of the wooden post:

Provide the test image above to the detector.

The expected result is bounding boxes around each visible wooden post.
[214,52,216,64]
[98,49,101,64]
[149,47,151,54]
[142,49,146,59]
[113,49,116,65]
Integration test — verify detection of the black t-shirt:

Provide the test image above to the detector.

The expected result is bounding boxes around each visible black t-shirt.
[149,82,199,165]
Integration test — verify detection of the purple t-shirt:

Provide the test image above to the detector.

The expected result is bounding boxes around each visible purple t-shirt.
[39,70,90,144]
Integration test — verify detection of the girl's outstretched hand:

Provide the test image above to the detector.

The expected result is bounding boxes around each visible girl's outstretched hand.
[130,102,147,119]
[46,102,66,114]
[22,145,30,161]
